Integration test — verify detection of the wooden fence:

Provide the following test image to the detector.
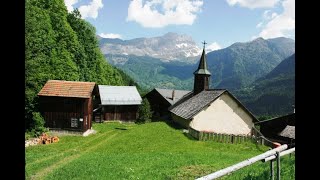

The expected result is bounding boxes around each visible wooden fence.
[188,126,274,146]
[189,127,256,144]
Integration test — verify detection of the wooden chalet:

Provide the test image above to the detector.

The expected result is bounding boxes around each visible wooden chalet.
[95,85,142,122]
[255,113,295,147]
[38,80,98,133]
[144,88,190,117]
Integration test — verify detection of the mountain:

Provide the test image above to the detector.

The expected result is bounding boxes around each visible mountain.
[235,54,295,116]
[104,54,195,90]
[99,32,201,63]
[206,37,295,90]
[99,34,294,94]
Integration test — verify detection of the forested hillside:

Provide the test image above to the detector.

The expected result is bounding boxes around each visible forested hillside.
[25,0,136,132]
[235,54,295,116]
[105,54,194,90]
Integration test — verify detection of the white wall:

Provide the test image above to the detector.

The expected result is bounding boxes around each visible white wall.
[190,93,254,135]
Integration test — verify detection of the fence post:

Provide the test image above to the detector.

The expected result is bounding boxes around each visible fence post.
[276,151,280,180]
[196,130,200,140]
[270,160,274,180]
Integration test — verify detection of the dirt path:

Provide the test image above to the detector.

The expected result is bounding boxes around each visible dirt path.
[29,131,119,180]
[27,130,115,167]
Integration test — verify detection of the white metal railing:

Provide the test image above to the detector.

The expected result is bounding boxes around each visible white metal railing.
[196,144,295,180]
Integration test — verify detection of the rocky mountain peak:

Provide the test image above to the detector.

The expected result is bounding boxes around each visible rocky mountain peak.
[99,32,202,62]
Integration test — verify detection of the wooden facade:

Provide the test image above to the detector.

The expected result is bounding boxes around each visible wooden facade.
[39,96,93,132]
[38,80,97,132]
[144,89,172,117]
[101,105,138,121]
[96,85,142,122]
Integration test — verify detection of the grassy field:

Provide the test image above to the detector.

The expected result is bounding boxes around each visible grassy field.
[25,122,295,180]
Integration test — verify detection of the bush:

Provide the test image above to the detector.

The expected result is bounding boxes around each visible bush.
[29,112,48,137]
[137,98,152,123]
[25,132,32,140]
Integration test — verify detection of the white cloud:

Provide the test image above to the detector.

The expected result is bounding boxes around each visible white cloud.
[263,10,278,20]
[256,22,263,28]
[258,0,295,39]
[99,33,122,39]
[78,0,103,19]
[226,0,280,9]
[64,0,104,19]
[64,0,79,12]
[206,42,222,52]
[127,0,203,28]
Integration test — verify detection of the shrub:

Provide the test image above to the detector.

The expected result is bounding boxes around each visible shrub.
[137,98,152,123]
[29,112,48,137]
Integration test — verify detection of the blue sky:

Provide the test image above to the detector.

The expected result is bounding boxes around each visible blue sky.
[64,0,295,50]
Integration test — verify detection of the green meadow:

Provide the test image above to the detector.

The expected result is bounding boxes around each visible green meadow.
[25,122,294,180]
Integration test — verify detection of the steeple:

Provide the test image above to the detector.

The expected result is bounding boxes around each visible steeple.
[193,41,211,95]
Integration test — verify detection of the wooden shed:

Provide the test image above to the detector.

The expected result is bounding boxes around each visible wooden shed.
[144,88,191,117]
[38,80,98,133]
[256,113,295,146]
[96,85,142,122]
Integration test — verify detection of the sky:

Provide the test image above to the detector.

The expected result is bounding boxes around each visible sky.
[64,0,295,50]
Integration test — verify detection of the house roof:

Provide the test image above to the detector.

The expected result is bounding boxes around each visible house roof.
[169,89,225,119]
[169,89,258,121]
[38,80,96,98]
[254,113,295,125]
[98,85,142,105]
[194,48,211,75]
[278,125,295,139]
[155,88,191,105]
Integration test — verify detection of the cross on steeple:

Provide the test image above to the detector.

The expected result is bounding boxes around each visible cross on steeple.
[193,40,211,95]
[202,41,207,49]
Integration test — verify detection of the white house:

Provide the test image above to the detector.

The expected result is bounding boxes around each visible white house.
[169,43,257,136]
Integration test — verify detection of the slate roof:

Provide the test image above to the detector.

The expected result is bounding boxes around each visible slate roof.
[193,49,211,75]
[169,89,258,121]
[98,85,142,105]
[155,88,191,105]
[38,80,96,98]
[278,125,295,139]
[169,90,226,119]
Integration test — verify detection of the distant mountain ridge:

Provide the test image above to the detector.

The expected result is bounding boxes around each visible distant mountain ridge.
[99,34,294,91]
[98,34,295,116]
[207,37,295,90]
[98,32,201,63]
